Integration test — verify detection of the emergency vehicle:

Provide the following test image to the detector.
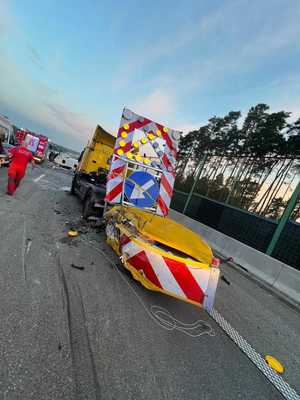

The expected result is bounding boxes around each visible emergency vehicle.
[15,129,49,163]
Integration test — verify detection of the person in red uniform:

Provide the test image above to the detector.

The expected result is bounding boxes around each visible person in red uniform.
[7,142,35,195]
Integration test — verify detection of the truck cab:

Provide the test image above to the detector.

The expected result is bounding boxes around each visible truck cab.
[71,125,116,219]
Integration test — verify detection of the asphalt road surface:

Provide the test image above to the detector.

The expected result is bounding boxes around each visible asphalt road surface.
[0,163,299,400]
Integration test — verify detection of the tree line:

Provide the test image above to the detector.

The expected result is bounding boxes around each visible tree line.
[176,104,300,221]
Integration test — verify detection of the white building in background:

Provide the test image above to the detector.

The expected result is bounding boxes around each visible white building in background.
[0,114,13,144]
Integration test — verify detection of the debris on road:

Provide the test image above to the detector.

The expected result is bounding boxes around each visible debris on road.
[221,275,231,285]
[68,229,78,237]
[70,263,85,271]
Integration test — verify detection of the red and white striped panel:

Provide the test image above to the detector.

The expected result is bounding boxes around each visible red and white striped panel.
[36,136,48,157]
[157,171,175,216]
[105,156,126,202]
[121,235,219,309]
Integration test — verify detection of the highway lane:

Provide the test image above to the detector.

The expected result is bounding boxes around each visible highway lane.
[0,163,299,399]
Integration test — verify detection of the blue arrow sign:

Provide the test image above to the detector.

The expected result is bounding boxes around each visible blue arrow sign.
[124,171,159,208]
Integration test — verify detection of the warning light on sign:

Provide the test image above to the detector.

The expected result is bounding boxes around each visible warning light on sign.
[163,127,168,133]
[156,130,162,136]
[126,152,133,159]
[143,158,150,165]
[135,154,142,162]
[141,137,148,144]
[148,133,155,140]
[123,124,129,130]
[117,149,124,156]
[121,131,128,138]
[119,140,126,147]
[133,142,139,149]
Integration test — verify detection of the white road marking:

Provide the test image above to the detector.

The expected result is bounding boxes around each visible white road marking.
[33,174,45,183]
[21,219,26,282]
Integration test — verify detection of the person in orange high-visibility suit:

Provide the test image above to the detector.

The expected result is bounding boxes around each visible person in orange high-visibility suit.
[7,143,34,195]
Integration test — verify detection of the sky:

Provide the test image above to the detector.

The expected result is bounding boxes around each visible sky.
[0,0,299,151]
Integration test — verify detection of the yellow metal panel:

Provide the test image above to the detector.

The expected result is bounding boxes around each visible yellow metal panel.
[78,125,116,174]
[106,205,213,265]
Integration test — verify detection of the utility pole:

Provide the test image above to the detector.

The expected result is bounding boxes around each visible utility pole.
[266,180,300,256]
[182,153,208,215]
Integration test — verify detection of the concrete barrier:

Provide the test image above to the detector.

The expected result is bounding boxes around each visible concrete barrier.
[273,264,300,305]
[169,209,300,305]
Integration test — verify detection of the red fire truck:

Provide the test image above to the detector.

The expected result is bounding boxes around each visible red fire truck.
[15,129,49,163]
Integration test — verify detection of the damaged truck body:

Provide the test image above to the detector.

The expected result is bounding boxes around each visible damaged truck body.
[72,110,220,311]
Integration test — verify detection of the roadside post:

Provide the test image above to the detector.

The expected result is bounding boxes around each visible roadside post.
[266,180,300,256]
[182,153,208,215]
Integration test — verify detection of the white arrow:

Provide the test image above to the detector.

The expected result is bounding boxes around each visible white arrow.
[131,180,155,200]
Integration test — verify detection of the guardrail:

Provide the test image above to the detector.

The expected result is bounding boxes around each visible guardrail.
[169,209,300,306]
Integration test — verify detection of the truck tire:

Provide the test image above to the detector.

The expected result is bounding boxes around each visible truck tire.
[70,175,77,195]
[82,192,95,220]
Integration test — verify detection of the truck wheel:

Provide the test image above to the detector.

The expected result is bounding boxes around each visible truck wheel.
[82,193,95,220]
[70,175,77,195]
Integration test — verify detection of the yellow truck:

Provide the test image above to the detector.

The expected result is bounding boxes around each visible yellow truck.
[71,125,116,218]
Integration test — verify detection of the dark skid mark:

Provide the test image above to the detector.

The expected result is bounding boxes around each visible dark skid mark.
[71,263,85,271]
[26,238,32,254]
[58,260,101,399]
[59,236,79,247]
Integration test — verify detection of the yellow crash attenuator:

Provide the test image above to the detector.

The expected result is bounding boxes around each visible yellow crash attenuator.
[264,355,284,374]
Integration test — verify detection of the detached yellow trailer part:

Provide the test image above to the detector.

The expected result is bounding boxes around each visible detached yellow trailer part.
[106,206,220,311]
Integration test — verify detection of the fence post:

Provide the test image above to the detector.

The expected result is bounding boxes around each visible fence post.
[182,153,207,215]
[266,180,300,256]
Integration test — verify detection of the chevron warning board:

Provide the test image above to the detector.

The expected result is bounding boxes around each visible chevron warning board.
[106,108,181,216]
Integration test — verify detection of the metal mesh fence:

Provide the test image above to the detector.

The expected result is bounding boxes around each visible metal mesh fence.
[273,221,300,269]
[171,190,300,270]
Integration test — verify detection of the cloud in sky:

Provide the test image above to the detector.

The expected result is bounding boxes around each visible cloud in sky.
[0,0,11,35]
[132,89,175,122]
[0,0,300,151]
[0,48,95,148]
[132,89,204,134]
[27,44,44,70]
